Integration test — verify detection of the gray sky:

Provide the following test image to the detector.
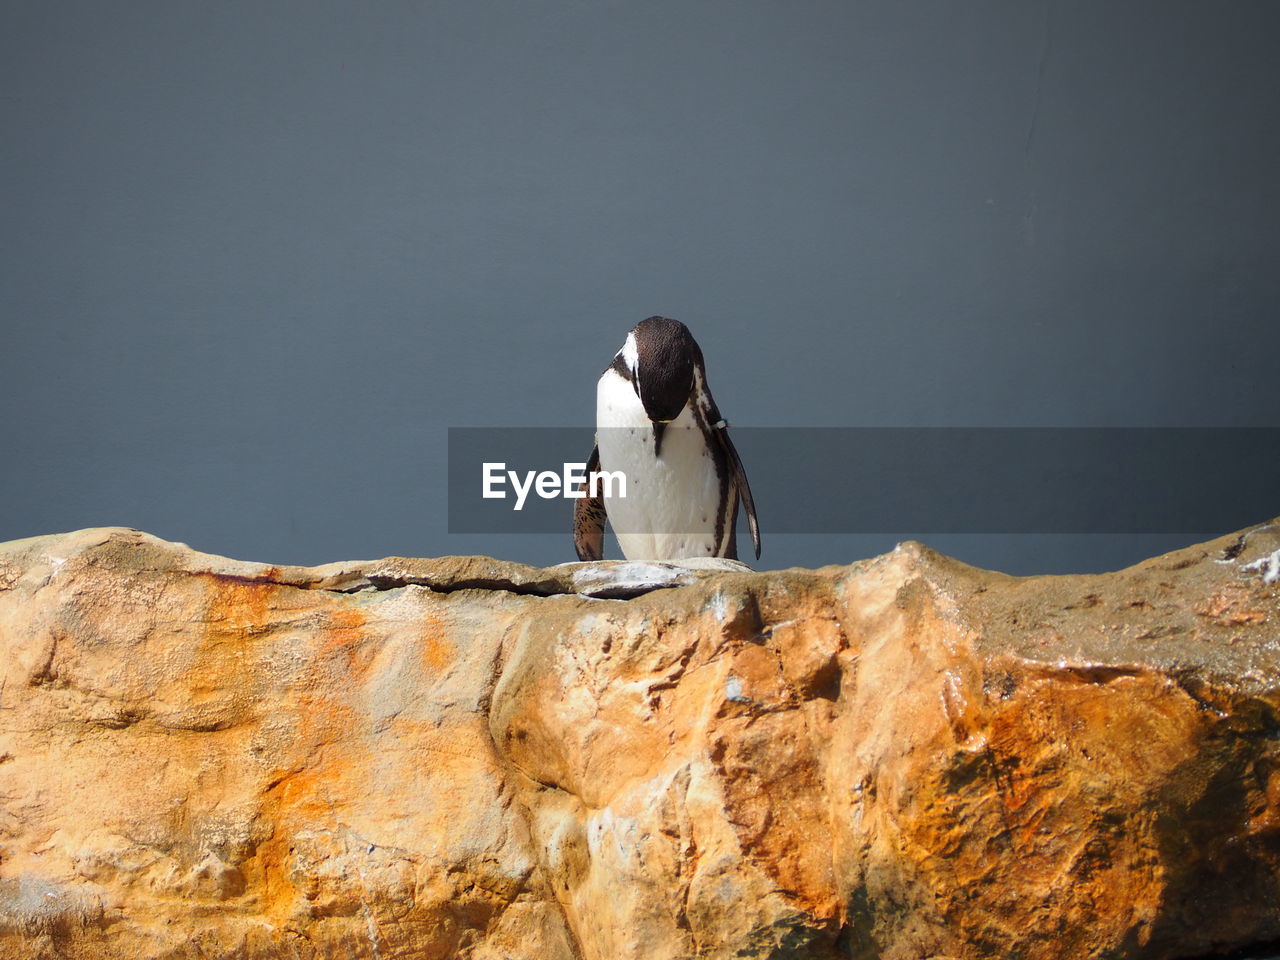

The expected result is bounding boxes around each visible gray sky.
[3,0,1277,574]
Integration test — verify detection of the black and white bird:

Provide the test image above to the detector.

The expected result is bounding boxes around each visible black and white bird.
[574,316,760,563]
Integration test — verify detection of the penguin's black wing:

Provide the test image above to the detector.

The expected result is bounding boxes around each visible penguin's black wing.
[693,365,761,562]
[714,425,761,561]
[573,445,607,561]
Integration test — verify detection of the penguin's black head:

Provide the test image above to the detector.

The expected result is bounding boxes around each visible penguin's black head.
[627,316,701,423]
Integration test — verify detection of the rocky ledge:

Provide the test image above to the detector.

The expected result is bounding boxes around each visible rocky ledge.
[1,524,1279,960]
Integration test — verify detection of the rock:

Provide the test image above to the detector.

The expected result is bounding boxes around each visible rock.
[0,522,1278,959]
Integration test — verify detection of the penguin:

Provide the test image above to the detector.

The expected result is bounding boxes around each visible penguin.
[573,316,760,563]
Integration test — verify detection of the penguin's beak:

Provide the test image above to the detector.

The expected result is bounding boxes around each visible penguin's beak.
[652,420,668,457]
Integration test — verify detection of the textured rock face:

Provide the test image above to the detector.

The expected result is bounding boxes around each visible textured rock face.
[0,524,1279,959]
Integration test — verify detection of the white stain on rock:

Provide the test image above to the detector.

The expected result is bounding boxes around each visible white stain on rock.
[725,675,750,703]
[1242,549,1280,585]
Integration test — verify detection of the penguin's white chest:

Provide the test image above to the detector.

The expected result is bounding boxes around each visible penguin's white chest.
[596,369,731,561]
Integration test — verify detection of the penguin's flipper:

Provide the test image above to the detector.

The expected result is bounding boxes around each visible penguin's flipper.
[716,427,760,560]
[573,445,607,561]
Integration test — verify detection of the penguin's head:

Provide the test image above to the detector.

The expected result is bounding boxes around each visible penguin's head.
[621,316,701,423]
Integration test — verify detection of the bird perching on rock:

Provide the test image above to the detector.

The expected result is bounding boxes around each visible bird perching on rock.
[574,316,760,563]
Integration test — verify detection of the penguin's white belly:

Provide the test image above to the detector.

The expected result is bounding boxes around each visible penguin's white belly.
[596,370,731,561]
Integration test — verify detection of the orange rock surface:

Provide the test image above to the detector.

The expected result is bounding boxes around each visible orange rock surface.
[1,523,1278,959]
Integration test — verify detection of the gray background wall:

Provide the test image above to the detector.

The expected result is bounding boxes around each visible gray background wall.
[3,0,1277,574]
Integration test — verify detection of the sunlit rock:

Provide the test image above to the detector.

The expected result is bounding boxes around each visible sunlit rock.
[0,521,1278,959]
